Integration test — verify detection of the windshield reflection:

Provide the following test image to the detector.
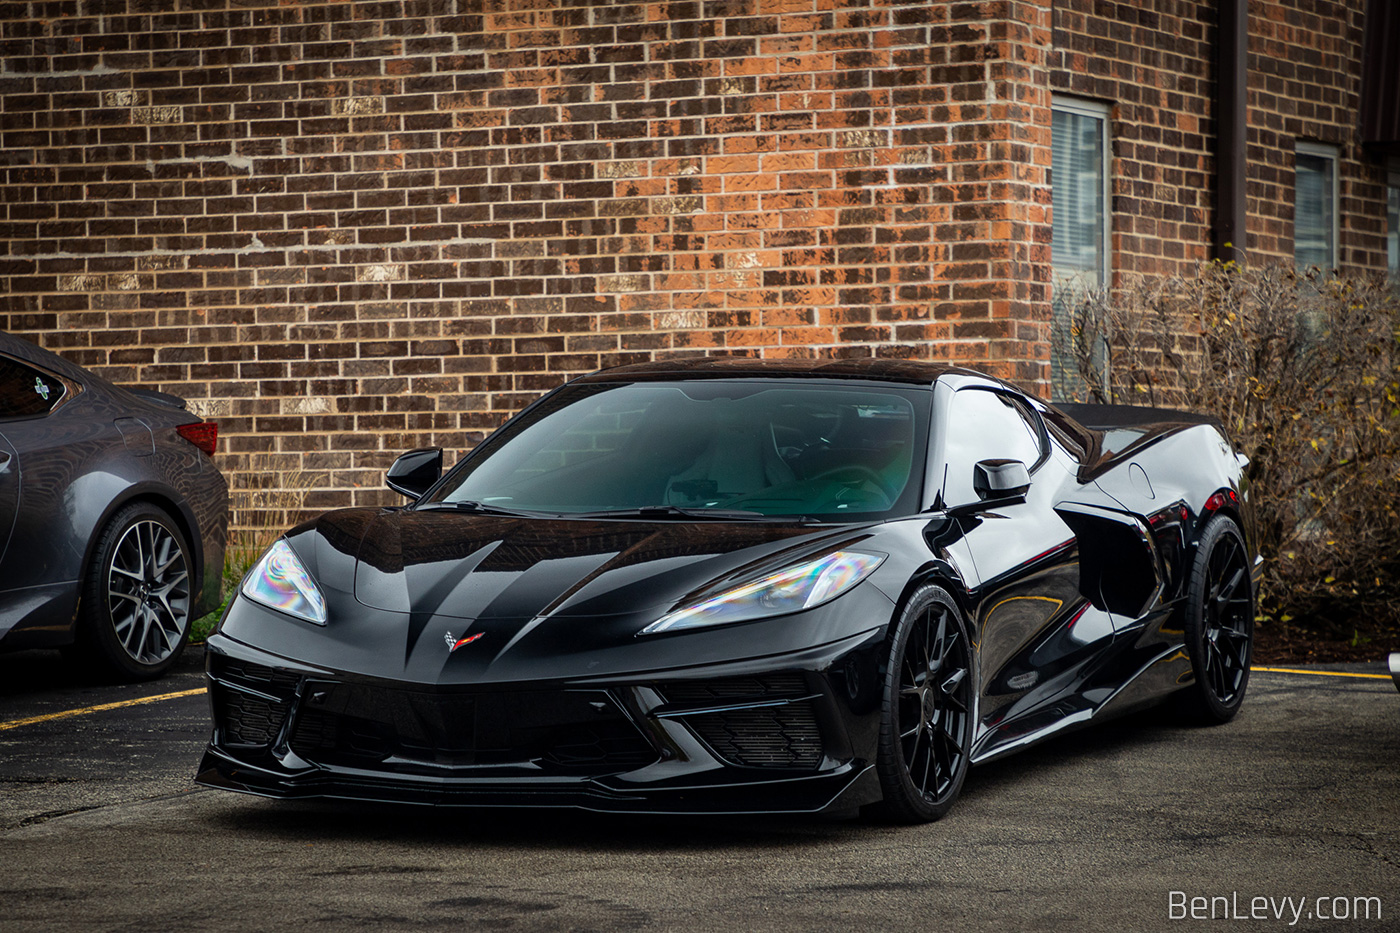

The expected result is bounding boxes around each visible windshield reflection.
[427,381,930,521]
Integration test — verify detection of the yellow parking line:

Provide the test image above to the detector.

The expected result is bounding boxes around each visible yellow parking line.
[1252,666,1392,681]
[2,667,1388,733]
[0,687,205,732]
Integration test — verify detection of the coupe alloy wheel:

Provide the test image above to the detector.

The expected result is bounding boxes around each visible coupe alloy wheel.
[107,519,191,665]
[76,502,195,680]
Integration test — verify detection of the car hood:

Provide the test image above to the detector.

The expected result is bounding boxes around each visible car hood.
[304,507,854,623]
[225,507,897,684]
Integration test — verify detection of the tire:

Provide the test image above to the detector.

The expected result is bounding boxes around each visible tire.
[73,502,194,681]
[869,585,976,823]
[1177,515,1254,724]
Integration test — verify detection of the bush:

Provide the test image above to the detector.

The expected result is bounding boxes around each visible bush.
[1052,263,1400,638]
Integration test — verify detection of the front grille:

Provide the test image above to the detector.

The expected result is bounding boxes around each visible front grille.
[657,673,823,770]
[220,688,290,746]
[287,683,657,775]
[686,703,822,768]
[659,672,809,704]
[220,658,302,693]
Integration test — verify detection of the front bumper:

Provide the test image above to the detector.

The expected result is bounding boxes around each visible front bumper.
[195,630,887,814]
[1389,653,1400,693]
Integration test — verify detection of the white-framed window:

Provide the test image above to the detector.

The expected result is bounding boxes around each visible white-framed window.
[1050,96,1111,401]
[1294,141,1339,270]
[1386,159,1398,284]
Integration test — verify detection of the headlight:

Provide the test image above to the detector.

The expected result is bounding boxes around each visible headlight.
[240,538,328,625]
[640,549,885,635]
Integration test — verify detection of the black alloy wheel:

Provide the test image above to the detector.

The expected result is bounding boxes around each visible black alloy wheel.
[75,501,194,681]
[871,585,975,823]
[1179,515,1254,723]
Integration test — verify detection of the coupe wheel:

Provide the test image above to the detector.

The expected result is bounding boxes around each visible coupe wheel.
[871,585,975,823]
[75,502,194,681]
[1178,515,1254,723]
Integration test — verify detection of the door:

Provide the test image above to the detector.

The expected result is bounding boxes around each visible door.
[937,386,1116,755]
[0,352,77,600]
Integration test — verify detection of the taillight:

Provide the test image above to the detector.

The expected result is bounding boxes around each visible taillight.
[176,421,218,456]
[1204,489,1237,512]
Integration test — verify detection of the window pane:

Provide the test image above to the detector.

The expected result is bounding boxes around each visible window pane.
[1052,108,1107,282]
[1051,104,1109,402]
[1387,183,1398,282]
[1294,151,1335,269]
[0,357,64,419]
[942,390,1042,508]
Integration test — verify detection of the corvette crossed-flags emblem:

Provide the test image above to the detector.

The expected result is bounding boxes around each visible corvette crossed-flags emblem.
[444,631,484,653]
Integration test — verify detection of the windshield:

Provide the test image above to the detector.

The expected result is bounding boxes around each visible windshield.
[426,380,931,520]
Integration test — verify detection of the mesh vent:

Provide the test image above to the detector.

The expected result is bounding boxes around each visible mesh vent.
[659,672,808,705]
[286,685,657,775]
[220,658,302,693]
[221,689,289,746]
[686,702,823,769]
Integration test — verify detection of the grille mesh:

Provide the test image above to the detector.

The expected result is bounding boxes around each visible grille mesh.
[685,703,823,769]
[221,689,289,746]
[220,658,302,692]
[658,673,822,769]
[660,673,808,704]
[286,685,657,775]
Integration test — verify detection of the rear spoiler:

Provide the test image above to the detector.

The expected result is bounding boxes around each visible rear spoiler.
[126,387,188,410]
[1057,402,1221,432]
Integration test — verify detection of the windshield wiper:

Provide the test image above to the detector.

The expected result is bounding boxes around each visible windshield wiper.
[414,500,540,517]
[575,505,770,520]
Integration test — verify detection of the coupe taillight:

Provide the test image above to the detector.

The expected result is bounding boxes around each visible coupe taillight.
[176,421,219,456]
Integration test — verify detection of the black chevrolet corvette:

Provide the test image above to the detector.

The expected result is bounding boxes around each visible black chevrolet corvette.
[198,358,1259,821]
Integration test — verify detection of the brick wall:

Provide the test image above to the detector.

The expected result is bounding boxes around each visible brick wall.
[2,0,1393,548]
[1052,0,1391,278]
[0,0,1052,538]
[1243,0,1388,270]
[1051,0,1216,277]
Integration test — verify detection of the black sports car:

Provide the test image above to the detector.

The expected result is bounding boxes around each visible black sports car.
[198,358,1259,821]
[0,331,228,680]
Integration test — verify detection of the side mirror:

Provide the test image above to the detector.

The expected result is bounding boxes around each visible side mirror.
[386,447,442,500]
[973,459,1031,501]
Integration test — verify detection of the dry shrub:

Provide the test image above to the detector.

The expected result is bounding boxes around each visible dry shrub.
[223,453,318,597]
[1053,263,1400,637]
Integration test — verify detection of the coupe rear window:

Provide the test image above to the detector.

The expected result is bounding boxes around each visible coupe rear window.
[430,381,930,520]
[0,356,66,420]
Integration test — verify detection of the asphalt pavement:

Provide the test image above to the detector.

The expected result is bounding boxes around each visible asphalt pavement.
[1,647,1396,932]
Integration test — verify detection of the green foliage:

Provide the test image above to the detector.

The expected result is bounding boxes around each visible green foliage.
[1053,263,1400,637]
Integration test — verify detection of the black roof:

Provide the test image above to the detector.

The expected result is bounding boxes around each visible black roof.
[575,356,971,387]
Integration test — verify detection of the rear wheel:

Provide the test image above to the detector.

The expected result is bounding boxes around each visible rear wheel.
[870,585,975,823]
[73,502,194,681]
[1177,515,1254,723]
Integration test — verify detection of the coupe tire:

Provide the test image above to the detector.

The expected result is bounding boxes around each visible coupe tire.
[73,502,194,681]
[870,585,975,823]
[1177,515,1254,724]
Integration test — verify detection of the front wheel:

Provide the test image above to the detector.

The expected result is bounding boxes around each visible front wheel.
[73,502,194,681]
[1177,515,1254,723]
[870,585,975,823]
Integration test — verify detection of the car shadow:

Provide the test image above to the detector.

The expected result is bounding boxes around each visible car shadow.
[0,644,207,699]
[202,707,1189,852]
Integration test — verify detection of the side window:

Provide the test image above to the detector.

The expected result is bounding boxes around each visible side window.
[0,356,66,420]
[1295,141,1338,271]
[942,389,1044,507]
